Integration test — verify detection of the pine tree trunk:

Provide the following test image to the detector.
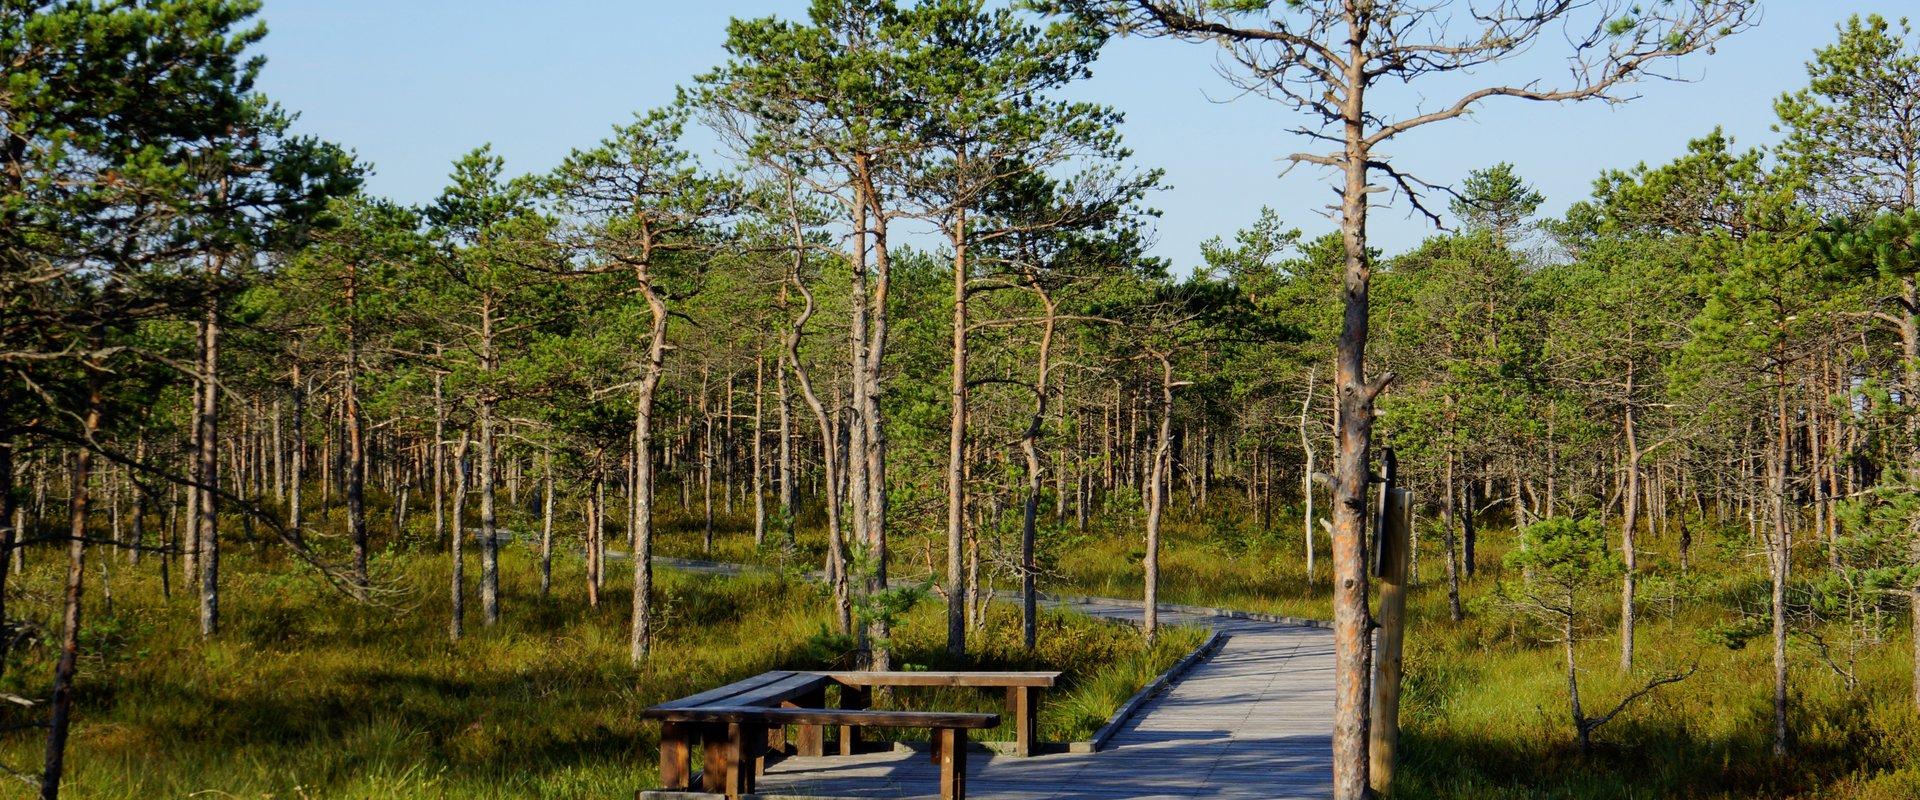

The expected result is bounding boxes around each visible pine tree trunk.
[945,213,969,658]
[1143,354,1176,639]
[540,450,554,598]
[42,383,99,800]
[450,437,470,642]
[1017,288,1056,651]
[1621,399,1641,673]
[196,285,221,638]
[1331,35,1379,794]
[478,299,501,627]
[629,275,671,662]
[345,260,369,597]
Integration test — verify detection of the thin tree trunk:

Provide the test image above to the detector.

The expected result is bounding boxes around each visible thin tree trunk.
[345,259,369,596]
[945,210,969,658]
[630,273,671,662]
[196,276,221,638]
[753,355,767,546]
[477,297,501,626]
[450,436,470,642]
[1299,370,1317,583]
[1017,281,1056,651]
[1621,398,1641,672]
[289,365,305,531]
[1770,375,1791,758]
[1143,353,1176,639]
[432,359,445,547]
[42,387,99,800]
[540,449,554,598]
[780,183,852,633]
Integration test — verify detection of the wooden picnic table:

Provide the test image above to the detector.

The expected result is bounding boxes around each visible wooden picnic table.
[640,668,1061,800]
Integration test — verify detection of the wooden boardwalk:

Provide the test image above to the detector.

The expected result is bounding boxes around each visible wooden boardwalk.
[747,597,1335,800]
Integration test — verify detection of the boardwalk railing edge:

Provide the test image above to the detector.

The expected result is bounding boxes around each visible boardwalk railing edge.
[1079,627,1229,753]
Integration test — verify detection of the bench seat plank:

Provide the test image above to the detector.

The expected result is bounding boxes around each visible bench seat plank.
[725,671,834,707]
[651,671,796,710]
[821,670,1059,688]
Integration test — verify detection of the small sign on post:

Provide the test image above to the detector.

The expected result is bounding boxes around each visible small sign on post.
[1371,448,1398,578]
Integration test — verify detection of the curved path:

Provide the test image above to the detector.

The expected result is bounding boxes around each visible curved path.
[656,557,1335,800]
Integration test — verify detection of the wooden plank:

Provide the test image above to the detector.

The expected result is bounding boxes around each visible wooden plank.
[658,721,691,789]
[723,721,748,798]
[725,671,834,707]
[699,722,729,794]
[1007,686,1038,757]
[644,705,999,729]
[839,685,867,757]
[823,670,1059,688]
[788,687,825,757]
[648,671,795,712]
[938,727,967,800]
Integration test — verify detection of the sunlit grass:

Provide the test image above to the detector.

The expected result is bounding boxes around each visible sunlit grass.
[0,494,1199,799]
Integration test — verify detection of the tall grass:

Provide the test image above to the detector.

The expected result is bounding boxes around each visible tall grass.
[0,507,1199,798]
[691,489,1920,797]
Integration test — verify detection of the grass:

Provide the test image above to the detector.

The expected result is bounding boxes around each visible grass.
[14,479,1906,799]
[0,498,1201,799]
[673,488,1920,798]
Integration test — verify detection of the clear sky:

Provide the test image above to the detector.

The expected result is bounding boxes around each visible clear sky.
[253,1,1917,268]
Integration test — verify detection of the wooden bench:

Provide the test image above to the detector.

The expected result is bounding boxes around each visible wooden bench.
[823,670,1059,757]
[642,705,998,799]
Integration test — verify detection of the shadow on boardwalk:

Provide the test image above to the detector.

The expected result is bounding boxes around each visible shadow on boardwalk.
[655,558,1336,800]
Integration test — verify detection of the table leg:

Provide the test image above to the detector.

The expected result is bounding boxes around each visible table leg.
[938,727,967,800]
[792,687,825,757]
[700,723,730,793]
[839,685,869,756]
[659,722,691,789]
[725,721,750,798]
[1008,686,1039,757]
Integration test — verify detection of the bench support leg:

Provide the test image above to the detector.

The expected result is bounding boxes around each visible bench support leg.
[792,688,825,757]
[938,727,967,800]
[659,722,691,789]
[700,723,730,794]
[838,686,869,756]
[726,722,752,798]
[1007,686,1040,757]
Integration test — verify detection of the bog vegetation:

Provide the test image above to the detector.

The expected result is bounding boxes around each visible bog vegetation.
[6,0,1920,798]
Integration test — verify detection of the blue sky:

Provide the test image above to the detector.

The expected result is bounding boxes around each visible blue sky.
[254,1,1916,267]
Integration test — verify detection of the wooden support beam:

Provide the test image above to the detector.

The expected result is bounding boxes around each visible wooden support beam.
[1005,686,1039,757]
[838,685,869,756]
[791,687,825,756]
[938,727,967,800]
[658,721,690,789]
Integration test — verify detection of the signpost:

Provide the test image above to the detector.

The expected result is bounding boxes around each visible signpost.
[1370,448,1412,796]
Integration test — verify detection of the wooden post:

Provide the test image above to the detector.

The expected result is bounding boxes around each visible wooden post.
[725,721,750,798]
[791,688,825,756]
[700,723,731,794]
[659,722,691,789]
[1369,484,1412,796]
[938,727,967,800]
[1006,686,1039,757]
[839,685,868,756]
